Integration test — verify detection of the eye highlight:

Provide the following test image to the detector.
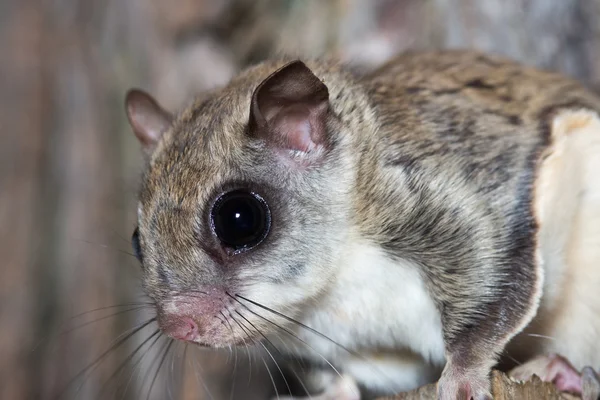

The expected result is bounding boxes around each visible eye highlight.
[131,227,143,263]
[210,190,271,253]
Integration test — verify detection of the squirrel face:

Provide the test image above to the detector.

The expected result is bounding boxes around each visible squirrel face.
[127,61,355,346]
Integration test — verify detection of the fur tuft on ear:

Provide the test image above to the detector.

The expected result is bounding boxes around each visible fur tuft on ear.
[249,61,330,162]
[125,89,173,155]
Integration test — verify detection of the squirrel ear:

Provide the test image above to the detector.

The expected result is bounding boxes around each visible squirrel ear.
[249,61,330,162]
[125,89,172,155]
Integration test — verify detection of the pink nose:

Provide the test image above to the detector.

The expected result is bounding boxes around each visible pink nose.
[162,317,199,341]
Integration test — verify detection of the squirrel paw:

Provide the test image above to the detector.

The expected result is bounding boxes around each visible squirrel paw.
[509,353,600,400]
[436,365,492,400]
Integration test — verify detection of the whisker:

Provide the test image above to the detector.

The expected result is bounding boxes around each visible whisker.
[231,293,380,396]
[234,310,292,396]
[226,345,232,365]
[234,294,358,356]
[261,358,279,400]
[211,315,238,400]
[95,329,161,399]
[526,333,557,341]
[225,317,238,400]
[500,349,523,368]
[269,333,313,399]
[59,306,151,336]
[244,335,254,385]
[107,226,135,246]
[231,309,328,399]
[71,326,153,398]
[139,338,171,399]
[220,310,254,385]
[186,289,210,295]
[236,293,399,368]
[179,344,188,399]
[168,289,209,298]
[228,294,345,381]
[31,305,153,355]
[268,328,306,367]
[189,347,215,400]
[167,341,181,400]
[75,238,139,259]
[67,303,155,321]
[118,332,163,400]
[146,339,175,400]
[52,317,157,400]
[230,314,279,400]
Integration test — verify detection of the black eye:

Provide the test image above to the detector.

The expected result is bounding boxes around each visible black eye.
[211,190,271,252]
[131,227,143,263]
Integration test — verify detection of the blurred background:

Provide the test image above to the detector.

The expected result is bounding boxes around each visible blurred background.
[2,0,600,399]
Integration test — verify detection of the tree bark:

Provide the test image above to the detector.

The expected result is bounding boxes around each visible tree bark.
[379,371,579,400]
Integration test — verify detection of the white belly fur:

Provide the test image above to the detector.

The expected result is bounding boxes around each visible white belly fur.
[291,242,446,394]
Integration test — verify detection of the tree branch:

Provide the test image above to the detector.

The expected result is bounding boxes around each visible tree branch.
[377,370,579,400]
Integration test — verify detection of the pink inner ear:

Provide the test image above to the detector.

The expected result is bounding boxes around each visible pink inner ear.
[248,60,330,159]
[270,104,317,152]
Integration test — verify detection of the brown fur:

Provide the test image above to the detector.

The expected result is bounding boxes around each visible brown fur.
[129,50,600,398]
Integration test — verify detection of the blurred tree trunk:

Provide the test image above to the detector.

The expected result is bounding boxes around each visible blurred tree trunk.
[1,1,599,400]
[0,1,43,398]
[0,1,125,399]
